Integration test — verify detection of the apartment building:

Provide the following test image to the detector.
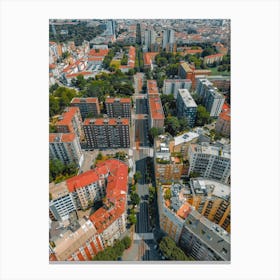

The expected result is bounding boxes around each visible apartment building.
[49,159,128,261]
[154,134,183,183]
[203,53,224,65]
[179,210,230,261]
[147,80,165,129]
[188,143,231,184]
[189,178,231,233]
[55,107,83,140]
[157,185,185,242]
[173,132,199,160]
[178,62,211,89]
[176,89,197,128]
[49,181,77,221]
[105,97,131,120]
[83,117,130,149]
[157,183,230,261]
[51,218,104,261]
[196,78,225,117]
[162,29,176,52]
[70,97,100,120]
[49,133,84,167]
[162,79,192,99]
[215,104,231,137]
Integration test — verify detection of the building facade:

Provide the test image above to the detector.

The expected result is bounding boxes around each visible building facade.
[215,104,231,137]
[105,97,131,120]
[162,79,192,99]
[196,78,225,117]
[176,89,197,128]
[55,107,83,140]
[188,143,231,184]
[83,117,130,149]
[49,133,84,167]
[70,98,100,120]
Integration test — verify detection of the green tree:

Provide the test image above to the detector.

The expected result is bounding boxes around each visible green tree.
[96,152,103,161]
[164,188,171,200]
[179,117,189,131]
[122,236,132,249]
[196,105,210,126]
[130,192,140,206]
[189,171,200,178]
[133,171,142,183]
[159,236,190,261]
[165,116,180,136]
[201,47,216,57]
[166,63,179,77]
[128,213,137,225]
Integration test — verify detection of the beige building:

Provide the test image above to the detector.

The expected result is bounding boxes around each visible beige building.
[154,134,183,183]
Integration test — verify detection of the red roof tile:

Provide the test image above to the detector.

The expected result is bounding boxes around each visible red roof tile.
[56,107,80,127]
[105,98,131,104]
[49,133,76,143]
[83,118,129,126]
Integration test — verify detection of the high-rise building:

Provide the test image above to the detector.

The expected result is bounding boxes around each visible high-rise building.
[162,79,192,99]
[179,210,230,261]
[105,97,131,120]
[189,178,231,233]
[176,89,197,128]
[49,133,84,167]
[70,98,100,120]
[55,107,83,140]
[144,29,156,51]
[188,143,231,184]
[162,29,175,52]
[196,78,225,117]
[83,117,130,149]
[157,183,230,261]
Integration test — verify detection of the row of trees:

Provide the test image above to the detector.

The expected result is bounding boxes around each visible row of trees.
[49,22,104,46]
[92,236,132,261]
[159,236,193,261]
[49,159,78,183]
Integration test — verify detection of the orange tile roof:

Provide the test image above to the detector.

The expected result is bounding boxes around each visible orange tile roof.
[71,97,99,104]
[143,52,158,65]
[66,170,99,193]
[149,96,164,120]
[147,80,159,95]
[49,133,76,143]
[49,64,56,69]
[204,53,224,59]
[83,118,129,126]
[105,98,131,104]
[66,72,92,78]
[89,159,128,233]
[88,57,104,61]
[186,49,203,54]
[219,106,231,122]
[88,49,109,57]
[56,107,80,127]
[177,203,191,219]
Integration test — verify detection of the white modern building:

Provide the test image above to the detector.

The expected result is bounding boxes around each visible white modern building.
[188,143,231,183]
[162,79,192,99]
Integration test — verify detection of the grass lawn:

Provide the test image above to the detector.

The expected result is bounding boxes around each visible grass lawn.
[110,59,121,69]
[209,66,230,76]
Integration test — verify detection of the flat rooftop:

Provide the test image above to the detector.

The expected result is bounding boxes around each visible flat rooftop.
[174,132,199,146]
[178,89,197,108]
[191,143,231,158]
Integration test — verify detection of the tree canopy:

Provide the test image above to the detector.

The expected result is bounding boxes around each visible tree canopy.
[195,105,211,126]
[159,236,191,261]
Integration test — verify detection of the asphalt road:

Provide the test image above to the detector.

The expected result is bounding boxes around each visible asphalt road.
[135,119,149,147]
[136,98,148,114]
